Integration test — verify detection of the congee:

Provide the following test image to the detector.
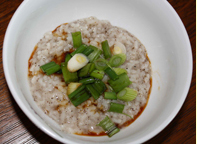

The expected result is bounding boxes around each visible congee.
[28,17,152,137]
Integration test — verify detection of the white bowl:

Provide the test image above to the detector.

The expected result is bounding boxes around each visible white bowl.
[3,0,192,143]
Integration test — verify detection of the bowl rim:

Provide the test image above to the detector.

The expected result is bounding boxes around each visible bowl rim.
[3,0,193,143]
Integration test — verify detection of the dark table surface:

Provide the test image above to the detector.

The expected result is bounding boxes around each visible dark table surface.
[0,0,195,143]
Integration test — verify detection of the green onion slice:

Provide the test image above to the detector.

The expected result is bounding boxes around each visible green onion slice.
[104,92,117,100]
[78,63,91,78]
[70,90,91,107]
[97,116,120,137]
[109,54,126,67]
[40,62,61,75]
[117,87,138,102]
[113,68,127,75]
[79,77,95,84]
[82,47,94,56]
[89,63,95,74]
[108,73,132,93]
[72,31,82,48]
[94,58,108,70]
[65,54,72,63]
[68,84,86,99]
[101,40,112,59]
[86,84,100,100]
[92,80,107,95]
[108,102,132,118]
[108,102,124,113]
[90,70,105,80]
[104,67,119,81]
[62,63,78,83]
[71,44,88,56]
[87,45,102,62]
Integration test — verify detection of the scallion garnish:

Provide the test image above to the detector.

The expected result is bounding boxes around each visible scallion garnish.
[108,102,132,118]
[87,45,102,62]
[68,84,86,99]
[108,102,124,113]
[71,44,88,56]
[108,73,132,93]
[56,69,62,74]
[109,54,126,67]
[79,77,95,84]
[101,40,111,59]
[104,92,117,100]
[82,47,94,56]
[94,58,108,70]
[104,67,119,81]
[78,63,95,77]
[97,116,120,137]
[117,87,138,102]
[86,84,100,100]
[70,90,91,107]
[92,80,106,95]
[40,62,61,75]
[89,63,95,74]
[90,70,105,80]
[72,31,82,48]
[113,68,127,75]
[62,63,78,83]
[65,54,72,63]
[40,61,56,72]
[67,83,82,95]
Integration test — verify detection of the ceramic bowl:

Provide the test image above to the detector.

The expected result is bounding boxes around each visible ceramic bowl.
[3,0,192,143]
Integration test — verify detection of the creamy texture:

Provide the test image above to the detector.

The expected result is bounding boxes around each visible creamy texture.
[28,17,151,135]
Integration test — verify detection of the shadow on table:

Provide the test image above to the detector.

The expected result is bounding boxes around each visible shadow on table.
[9,91,63,144]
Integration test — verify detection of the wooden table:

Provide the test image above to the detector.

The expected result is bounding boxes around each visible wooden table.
[0,0,195,143]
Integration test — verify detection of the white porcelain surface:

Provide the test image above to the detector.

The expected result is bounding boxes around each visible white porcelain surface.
[3,0,192,143]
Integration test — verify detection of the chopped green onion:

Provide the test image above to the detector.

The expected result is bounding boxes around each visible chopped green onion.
[87,45,102,62]
[78,63,94,77]
[92,80,106,95]
[113,68,127,75]
[101,40,111,59]
[79,77,95,84]
[68,84,86,99]
[104,67,119,81]
[71,44,88,56]
[97,116,120,137]
[67,83,82,95]
[117,87,138,101]
[40,61,56,72]
[82,47,94,56]
[104,92,117,100]
[56,69,62,74]
[65,54,72,63]
[108,102,124,113]
[45,65,61,75]
[109,103,132,118]
[108,73,132,93]
[89,63,95,74]
[90,70,105,80]
[61,62,66,67]
[72,31,82,48]
[88,45,99,51]
[109,54,126,67]
[62,63,78,83]
[108,102,132,118]
[70,90,91,107]
[94,58,108,70]
[86,84,100,100]
[40,62,61,75]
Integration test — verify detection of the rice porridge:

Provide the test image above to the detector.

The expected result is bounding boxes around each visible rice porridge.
[28,17,152,135]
